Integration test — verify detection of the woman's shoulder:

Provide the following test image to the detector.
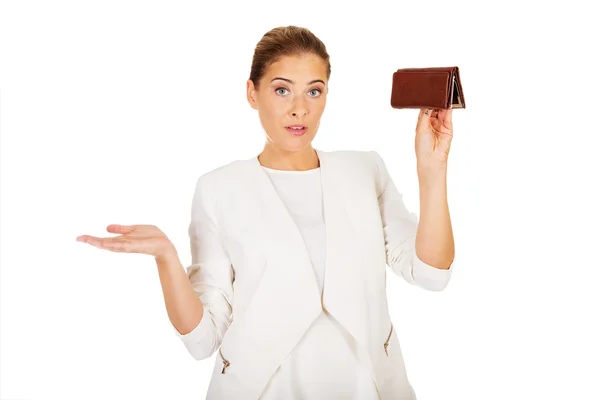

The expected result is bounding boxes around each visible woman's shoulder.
[193,149,385,196]
[200,157,252,179]
[189,156,251,195]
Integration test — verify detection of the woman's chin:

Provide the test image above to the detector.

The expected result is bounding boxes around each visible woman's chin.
[286,136,314,149]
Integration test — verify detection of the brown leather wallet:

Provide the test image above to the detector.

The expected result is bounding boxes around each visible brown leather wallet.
[390,66,465,109]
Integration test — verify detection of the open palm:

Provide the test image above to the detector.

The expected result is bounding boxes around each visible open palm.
[76,224,173,258]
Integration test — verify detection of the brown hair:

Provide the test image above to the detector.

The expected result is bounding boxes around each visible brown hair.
[249,25,331,90]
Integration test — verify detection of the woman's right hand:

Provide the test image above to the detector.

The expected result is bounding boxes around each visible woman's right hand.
[76,224,175,260]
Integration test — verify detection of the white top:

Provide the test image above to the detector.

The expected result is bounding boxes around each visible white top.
[256,166,380,400]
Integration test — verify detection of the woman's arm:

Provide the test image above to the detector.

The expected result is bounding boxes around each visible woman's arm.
[155,247,205,336]
[76,223,212,339]
[372,150,453,291]
[416,168,455,270]
[170,176,235,360]
[413,106,456,271]
[76,179,232,359]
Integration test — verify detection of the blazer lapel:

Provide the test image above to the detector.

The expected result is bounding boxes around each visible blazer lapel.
[249,155,323,305]
[219,155,323,399]
[250,149,370,347]
[317,150,369,347]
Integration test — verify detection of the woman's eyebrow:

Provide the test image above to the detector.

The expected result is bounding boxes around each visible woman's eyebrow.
[270,77,325,85]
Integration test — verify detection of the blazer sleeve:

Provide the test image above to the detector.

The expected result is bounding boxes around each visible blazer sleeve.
[172,176,234,360]
[371,151,454,291]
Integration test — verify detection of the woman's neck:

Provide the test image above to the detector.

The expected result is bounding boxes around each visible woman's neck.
[257,145,319,171]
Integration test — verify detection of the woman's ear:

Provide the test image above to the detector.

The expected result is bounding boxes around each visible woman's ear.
[246,79,258,110]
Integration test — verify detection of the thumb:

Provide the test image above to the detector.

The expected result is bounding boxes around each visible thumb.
[106,224,136,234]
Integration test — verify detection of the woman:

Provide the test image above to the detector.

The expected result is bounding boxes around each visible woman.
[76,26,455,400]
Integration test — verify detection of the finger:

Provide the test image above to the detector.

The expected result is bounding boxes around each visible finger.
[84,236,133,252]
[437,108,453,132]
[76,235,107,246]
[107,224,136,234]
[76,235,99,243]
[95,238,133,253]
[76,235,86,243]
[443,108,453,128]
[77,234,119,246]
[435,108,450,119]
[416,108,432,132]
[416,108,426,126]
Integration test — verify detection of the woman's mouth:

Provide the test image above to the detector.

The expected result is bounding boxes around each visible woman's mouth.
[285,125,308,136]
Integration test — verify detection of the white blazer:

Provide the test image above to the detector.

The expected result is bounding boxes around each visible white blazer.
[176,149,454,400]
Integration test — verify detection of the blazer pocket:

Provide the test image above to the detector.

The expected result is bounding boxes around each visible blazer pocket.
[380,322,411,388]
[384,322,394,357]
[219,346,231,374]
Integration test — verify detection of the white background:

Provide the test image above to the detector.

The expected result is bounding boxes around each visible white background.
[1,1,599,399]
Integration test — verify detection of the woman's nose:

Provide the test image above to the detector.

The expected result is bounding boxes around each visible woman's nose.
[291,104,308,117]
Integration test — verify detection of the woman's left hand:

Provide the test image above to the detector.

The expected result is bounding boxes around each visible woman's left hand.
[415,108,454,171]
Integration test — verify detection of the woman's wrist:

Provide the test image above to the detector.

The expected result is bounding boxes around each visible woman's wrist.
[155,242,179,266]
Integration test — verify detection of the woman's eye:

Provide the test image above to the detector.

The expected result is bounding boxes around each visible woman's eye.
[276,88,322,96]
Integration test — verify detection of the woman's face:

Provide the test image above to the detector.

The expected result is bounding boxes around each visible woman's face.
[247,53,328,153]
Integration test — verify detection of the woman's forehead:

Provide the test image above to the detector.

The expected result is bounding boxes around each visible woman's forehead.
[264,55,328,83]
